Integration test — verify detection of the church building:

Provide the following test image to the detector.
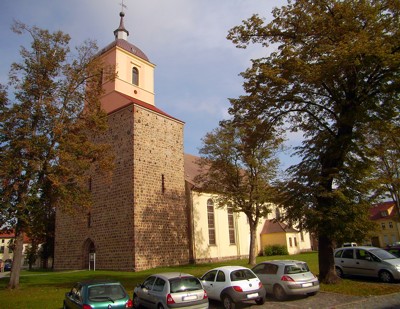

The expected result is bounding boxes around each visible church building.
[54,11,190,271]
[54,11,313,272]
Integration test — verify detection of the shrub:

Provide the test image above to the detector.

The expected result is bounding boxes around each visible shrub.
[263,244,289,256]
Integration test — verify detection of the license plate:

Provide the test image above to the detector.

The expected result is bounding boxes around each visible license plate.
[183,295,197,301]
[247,293,258,299]
[302,283,313,287]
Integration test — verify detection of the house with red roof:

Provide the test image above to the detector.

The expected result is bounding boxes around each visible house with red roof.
[369,201,400,247]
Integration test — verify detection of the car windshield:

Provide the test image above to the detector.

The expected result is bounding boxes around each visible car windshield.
[230,269,256,281]
[284,263,310,274]
[169,276,203,293]
[370,248,398,260]
[88,284,126,301]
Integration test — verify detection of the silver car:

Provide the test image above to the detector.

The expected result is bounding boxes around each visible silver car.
[252,260,319,301]
[133,272,209,309]
[334,246,400,283]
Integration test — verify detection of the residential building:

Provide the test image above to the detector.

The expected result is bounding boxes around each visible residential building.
[369,201,400,247]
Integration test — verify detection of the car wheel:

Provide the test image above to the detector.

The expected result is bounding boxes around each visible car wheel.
[222,295,236,309]
[63,302,68,309]
[335,267,344,278]
[379,270,393,283]
[273,284,287,301]
[255,296,266,305]
[133,294,140,309]
[158,304,165,309]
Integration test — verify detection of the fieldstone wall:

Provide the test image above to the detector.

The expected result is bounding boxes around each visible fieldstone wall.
[54,103,189,271]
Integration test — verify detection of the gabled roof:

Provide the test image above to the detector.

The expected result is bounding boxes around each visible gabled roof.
[260,219,298,234]
[184,153,211,189]
[370,201,397,221]
[108,91,184,124]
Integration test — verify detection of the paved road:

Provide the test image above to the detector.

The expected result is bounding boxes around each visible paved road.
[209,291,400,309]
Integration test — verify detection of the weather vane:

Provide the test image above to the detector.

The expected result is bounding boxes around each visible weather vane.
[120,0,127,12]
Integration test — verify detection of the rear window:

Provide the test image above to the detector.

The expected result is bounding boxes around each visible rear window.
[169,276,203,293]
[88,284,126,301]
[230,269,257,281]
[284,263,310,274]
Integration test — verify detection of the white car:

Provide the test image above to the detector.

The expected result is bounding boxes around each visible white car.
[133,272,209,309]
[252,260,319,300]
[200,266,266,309]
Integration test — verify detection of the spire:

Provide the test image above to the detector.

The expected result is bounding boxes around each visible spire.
[114,10,129,41]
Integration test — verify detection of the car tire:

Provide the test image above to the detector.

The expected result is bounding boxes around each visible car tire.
[379,270,393,283]
[158,304,165,309]
[222,295,236,309]
[255,296,266,305]
[273,284,287,301]
[335,267,344,278]
[133,294,140,309]
[63,302,68,309]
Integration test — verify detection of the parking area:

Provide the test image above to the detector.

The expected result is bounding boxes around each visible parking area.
[209,291,400,309]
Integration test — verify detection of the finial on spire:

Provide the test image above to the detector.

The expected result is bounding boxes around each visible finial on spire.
[120,0,127,13]
[114,1,129,41]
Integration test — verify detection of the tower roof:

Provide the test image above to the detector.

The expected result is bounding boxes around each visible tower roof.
[100,10,149,62]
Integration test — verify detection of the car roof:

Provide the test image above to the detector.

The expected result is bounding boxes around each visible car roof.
[152,272,195,280]
[77,280,122,286]
[335,246,380,251]
[256,260,307,266]
[209,266,250,272]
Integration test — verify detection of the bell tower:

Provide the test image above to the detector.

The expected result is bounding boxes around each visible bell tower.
[98,10,155,113]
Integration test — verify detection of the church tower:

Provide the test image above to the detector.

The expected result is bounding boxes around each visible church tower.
[54,10,189,271]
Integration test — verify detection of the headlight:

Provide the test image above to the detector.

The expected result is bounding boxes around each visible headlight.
[395,265,400,271]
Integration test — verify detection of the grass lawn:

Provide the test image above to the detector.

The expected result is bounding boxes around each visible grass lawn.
[1,252,400,309]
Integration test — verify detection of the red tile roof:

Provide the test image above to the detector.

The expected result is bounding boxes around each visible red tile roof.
[370,201,397,220]
[108,91,184,124]
[260,219,298,234]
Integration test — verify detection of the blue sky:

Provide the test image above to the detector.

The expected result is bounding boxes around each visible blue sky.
[0,0,301,169]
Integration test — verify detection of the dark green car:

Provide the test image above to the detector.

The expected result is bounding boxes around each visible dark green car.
[63,280,133,309]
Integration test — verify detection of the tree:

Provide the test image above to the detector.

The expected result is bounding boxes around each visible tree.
[227,0,400,283]
[196,119,283,265]
[0,21,113,289]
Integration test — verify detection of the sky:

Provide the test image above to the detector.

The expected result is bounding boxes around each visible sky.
[0,0,301,170]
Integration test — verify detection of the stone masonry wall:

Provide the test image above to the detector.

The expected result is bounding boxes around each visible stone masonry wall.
[55,105,135,270]
[132,105,189,270]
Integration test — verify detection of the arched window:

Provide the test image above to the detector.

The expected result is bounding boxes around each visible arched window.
[132,67,139,85]
[207,199,216,245]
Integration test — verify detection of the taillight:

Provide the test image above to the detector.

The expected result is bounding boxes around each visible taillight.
[281,275,294,282]
[126,299,133,308]
[233,286,243,292]
[203,290,208,299]
[166,293,175,305]
[83,305,93,309]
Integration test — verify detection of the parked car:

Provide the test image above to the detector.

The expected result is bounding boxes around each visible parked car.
[200,266,265,309]
[252,260,319,301]
[334,246,400,283]
[4,259,12,271]
[133,272,208,309]
[385,245,400,258]
[63,280,133,309]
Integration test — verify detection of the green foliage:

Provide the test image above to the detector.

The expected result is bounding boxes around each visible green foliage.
[263,244,289,256]
[227,0,400,283]
[196,118,283,265]
[0,21,114,288]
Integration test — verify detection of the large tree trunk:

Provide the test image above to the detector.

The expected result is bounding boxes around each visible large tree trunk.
[8,232,24,289]
[318,234,339,284]
[248,220,258,266]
